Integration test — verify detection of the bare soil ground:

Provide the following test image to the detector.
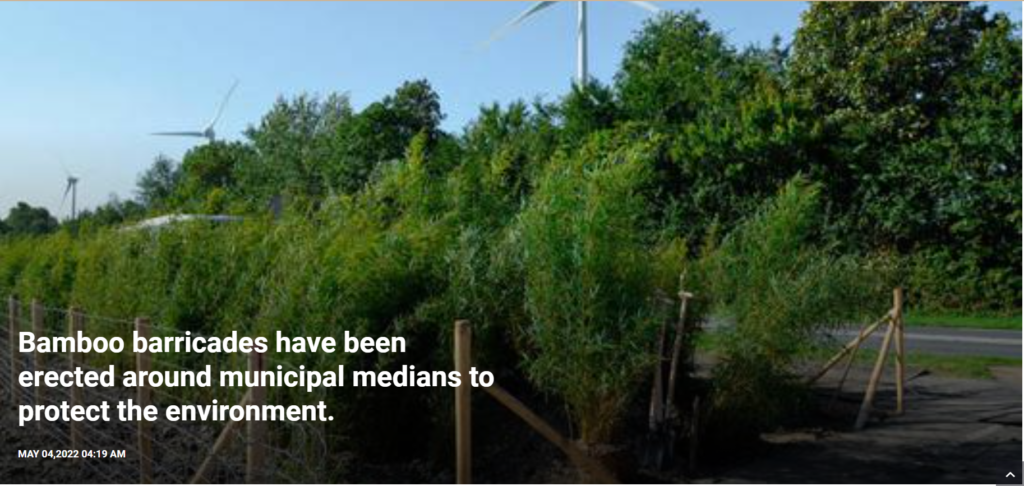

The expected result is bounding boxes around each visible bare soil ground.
[684,366,1022,484]
[0,363,1019,483]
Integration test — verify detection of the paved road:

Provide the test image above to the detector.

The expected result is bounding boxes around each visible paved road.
[835,326,1021,358]
[707,317,1021,358]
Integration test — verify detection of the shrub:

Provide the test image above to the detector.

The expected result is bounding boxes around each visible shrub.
[702,177,883,436]
[515,139,666,446]
[15,230,78,308]
[0,236,39,298]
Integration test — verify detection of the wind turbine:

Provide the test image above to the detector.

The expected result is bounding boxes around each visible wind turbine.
[152,80,239,143]
[484,1,661,86]
[60,172,80,221]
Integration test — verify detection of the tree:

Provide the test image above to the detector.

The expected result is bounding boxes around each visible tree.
[791,2,993,131]
[557,80,620,144]
[613,11,823,239]
[3,202,58,236]
[789,2,1021,309]
[176,141,256,211]
[459,100,559,209]
[73,195,146,230]
[615,12,747,126]
[136,155,181,212]
[243,93,353,204]
[329,80,445,193]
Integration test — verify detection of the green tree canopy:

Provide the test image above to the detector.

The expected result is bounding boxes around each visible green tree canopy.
[3,202,58,236]
[135,155,182,212]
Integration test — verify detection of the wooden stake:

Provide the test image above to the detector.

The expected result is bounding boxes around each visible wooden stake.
[834,316,878,393]
[666,290,693,420]
[482,384,617,484]
[190,389,253,484]
[69,307,83,449]
[893,288,905,415]
[246,351,267,484]
[854,317,896,430]
[807,313,890,385]
[135,318,153,484]
[32,300,44,424]
[8,296,19,407]
[454,320,472,484]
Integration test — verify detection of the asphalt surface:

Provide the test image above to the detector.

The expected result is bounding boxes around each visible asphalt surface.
[712,367,1023,484]
[835,327,1019,358]
[707,317,1022,358]
[834,326,1022,358]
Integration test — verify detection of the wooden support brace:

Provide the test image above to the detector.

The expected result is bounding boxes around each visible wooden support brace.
[807,313,890,385]
[854,317,896,430]
[482,384,618,484]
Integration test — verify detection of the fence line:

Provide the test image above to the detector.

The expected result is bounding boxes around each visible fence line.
[2,295,328,484]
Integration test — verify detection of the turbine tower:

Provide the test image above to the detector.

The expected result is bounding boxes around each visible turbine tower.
[152,80,239,143]
[61,174,79,221]
[485,1,660,86]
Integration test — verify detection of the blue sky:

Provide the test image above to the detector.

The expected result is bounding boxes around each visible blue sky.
[0,1,1019,218]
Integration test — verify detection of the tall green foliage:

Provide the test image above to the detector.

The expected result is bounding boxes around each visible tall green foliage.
[516,137,665,445]
[703,178,883,435]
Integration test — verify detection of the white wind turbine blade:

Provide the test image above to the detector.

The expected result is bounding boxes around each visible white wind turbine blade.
[628,1,661,14]
[205,79,239,131]
[151,131,207,138]
[59,179,72,215]
[481,1,558,49]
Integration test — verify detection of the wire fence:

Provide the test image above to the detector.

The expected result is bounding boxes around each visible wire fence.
[2,296,331,483]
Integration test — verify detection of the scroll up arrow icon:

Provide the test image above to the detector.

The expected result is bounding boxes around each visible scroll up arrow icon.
[1007,472,1016,478]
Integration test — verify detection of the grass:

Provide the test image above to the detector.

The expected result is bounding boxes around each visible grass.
[819,350,1022,380]
[904,312,1021,330]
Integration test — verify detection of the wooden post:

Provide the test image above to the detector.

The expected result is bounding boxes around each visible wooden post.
[136,318,153,484]
[666,290,693,419]
[246,351,267,484]
[454,320,472,484]
[31,300,44,421]
[8,296,19,407]
[893,288,905,415]
[854,317,896,430]
[68,307,83,449]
